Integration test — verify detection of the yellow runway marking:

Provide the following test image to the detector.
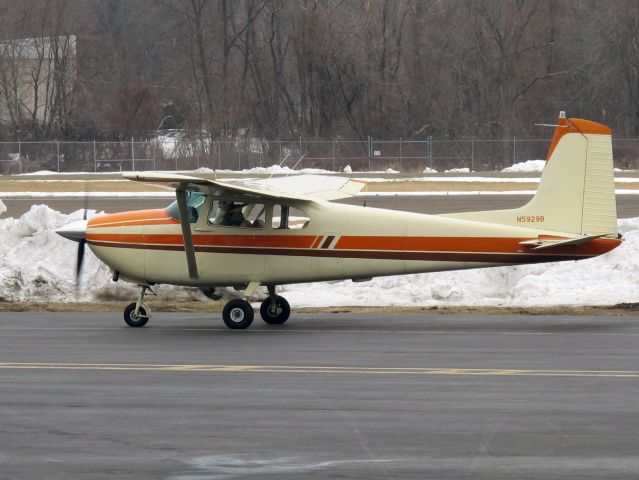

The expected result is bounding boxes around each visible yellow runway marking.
[0,362,638,378]
[1,326,639,337]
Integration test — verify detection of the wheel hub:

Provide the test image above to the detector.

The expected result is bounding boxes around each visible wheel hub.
[230,307,245,322]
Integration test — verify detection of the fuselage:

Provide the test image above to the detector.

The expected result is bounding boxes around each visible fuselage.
[85,198,621,288]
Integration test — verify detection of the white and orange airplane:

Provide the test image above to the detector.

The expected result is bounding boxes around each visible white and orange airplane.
[57,112,621,329]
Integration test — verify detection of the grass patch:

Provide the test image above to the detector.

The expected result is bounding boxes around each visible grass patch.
[0,301,637,316]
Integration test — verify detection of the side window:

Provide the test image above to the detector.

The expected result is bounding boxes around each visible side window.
[209,200,265,228]
[272,205,310,229]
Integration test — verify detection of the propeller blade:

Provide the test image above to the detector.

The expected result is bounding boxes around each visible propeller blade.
[76,239,86,282]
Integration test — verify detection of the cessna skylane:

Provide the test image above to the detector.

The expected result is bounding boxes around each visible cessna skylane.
[57,113,622,329]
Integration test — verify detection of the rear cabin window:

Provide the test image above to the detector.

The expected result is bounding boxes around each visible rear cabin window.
[208,200,266,228]
[272,205,310,229]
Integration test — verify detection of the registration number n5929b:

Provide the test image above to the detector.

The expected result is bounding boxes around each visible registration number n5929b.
[516,215,544,223]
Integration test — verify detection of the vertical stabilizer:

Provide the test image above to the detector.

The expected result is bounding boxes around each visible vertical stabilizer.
[444,113,618,236]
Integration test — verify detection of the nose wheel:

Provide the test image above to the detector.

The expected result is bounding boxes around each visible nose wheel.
[123,286,154,327]
[123,302,150,327]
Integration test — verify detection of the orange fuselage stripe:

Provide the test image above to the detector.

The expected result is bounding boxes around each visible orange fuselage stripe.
[86,232,621,255]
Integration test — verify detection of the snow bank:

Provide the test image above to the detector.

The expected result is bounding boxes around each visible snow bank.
[445,167,471,173]
[0,206,204,302]
[0,199,6,215]
[502,160,546,173]
[1,205,638,307]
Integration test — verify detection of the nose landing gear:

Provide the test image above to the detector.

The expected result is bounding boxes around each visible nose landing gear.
[123,286,154,327]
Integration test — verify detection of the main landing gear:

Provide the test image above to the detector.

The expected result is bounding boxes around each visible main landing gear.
[122,284,291,330]
[221,284,291,330]
[123,286,154,327]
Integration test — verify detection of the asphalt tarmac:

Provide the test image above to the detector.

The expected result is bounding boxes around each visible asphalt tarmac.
[3,193,639,218]
[1,312,639,479]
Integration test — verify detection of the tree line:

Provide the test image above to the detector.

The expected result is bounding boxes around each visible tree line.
[0,0,637,144]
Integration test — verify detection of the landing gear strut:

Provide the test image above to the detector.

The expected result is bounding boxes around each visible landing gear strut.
[259,285,290,325]
[123,286,153,328]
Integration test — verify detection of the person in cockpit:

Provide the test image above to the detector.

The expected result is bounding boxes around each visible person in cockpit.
[222,202,246,226]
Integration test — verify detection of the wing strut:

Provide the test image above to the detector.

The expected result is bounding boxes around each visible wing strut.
[176,185,199,279]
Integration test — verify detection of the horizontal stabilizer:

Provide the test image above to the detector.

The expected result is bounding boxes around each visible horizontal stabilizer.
[519,233,612,251]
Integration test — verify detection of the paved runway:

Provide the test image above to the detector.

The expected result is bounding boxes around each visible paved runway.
[1,312,639,479]
[3,194,639,218]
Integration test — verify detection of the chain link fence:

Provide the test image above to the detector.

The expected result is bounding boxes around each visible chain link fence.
[0,137,638,174]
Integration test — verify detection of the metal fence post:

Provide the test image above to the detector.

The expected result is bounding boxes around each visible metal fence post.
[399,137,403,171]
[332,139,336,171]
[367,135,372,171]
[93,140,97,172]
[428,136,432,169]
[218,141,221,170]
[18,140,22,174]
[131,137,135,171]
[513,136,516,165]
[56,140,60,172]
[471,140,474,172]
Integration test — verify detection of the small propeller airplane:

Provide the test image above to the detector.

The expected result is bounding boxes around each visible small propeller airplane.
[57,112,622,329]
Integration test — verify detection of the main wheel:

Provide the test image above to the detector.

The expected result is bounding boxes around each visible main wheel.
[259,295,291,325]
[123,302,149,328]
[222,299,254,329]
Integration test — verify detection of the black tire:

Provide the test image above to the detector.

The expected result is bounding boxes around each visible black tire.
[259,295,291,325]
[123,302,149,328]
[200,287,223,300]
[222,299,254,329]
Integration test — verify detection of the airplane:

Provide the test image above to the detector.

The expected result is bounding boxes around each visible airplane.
[56,112,622,329]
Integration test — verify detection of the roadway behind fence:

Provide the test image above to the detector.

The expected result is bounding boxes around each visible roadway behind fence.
[0,137,637,174]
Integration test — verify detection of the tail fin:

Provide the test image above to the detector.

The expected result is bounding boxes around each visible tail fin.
[444,112,618,236]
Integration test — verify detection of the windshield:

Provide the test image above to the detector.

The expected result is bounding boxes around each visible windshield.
[166,190,206,223]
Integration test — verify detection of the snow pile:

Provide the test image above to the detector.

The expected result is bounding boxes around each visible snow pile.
[445,167,471,173]
[194,165,334,175]
[0,199,6,215]
[502,160,546,173]
[1,205,638,307]
[343,165,353,173]
[0,206,203,302]
[423,167,438,173]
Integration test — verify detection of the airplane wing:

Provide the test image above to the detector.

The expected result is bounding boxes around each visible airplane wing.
[519,233,613,250]
[122,172,366,201]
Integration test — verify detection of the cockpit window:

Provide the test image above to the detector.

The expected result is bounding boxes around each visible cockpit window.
[209,200,266,228]
[166,190,206,223]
